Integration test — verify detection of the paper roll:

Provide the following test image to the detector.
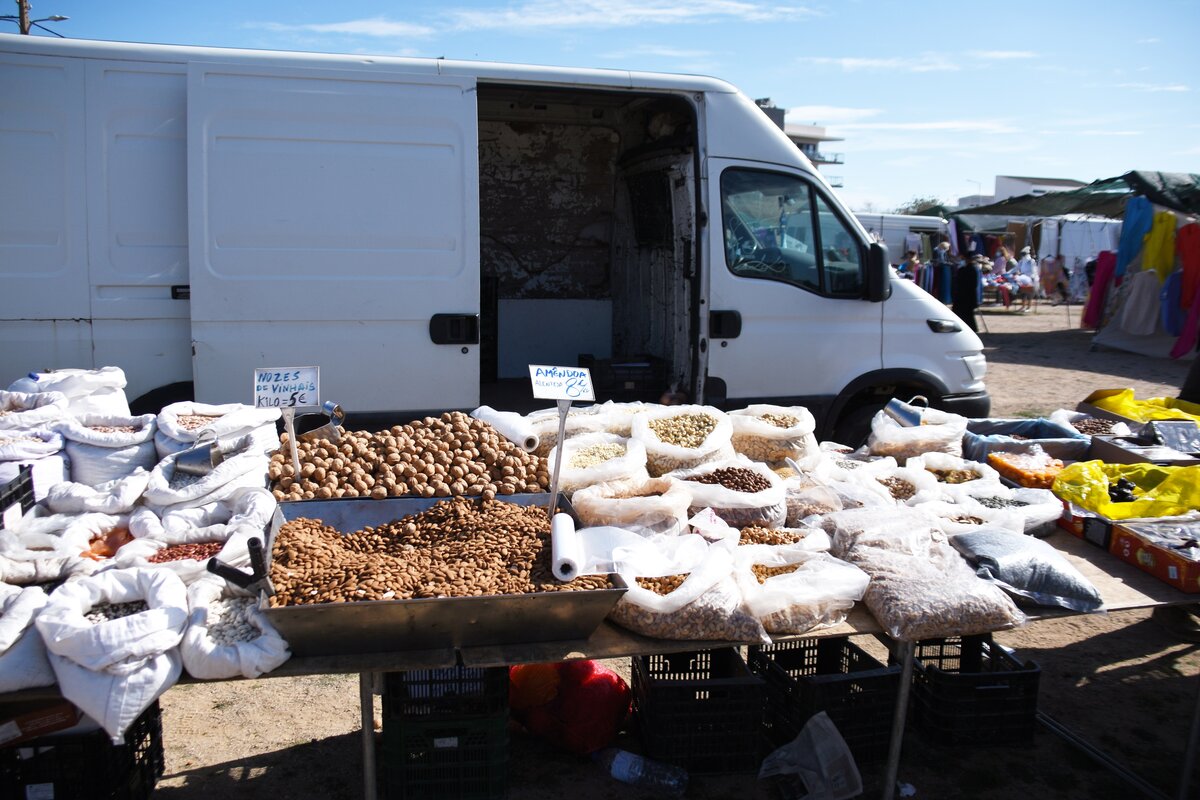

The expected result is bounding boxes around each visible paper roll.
[470,405,540,453]
[551,513,583,582]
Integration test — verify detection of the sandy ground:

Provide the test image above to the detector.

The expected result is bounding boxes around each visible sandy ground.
[153,303,1200,800]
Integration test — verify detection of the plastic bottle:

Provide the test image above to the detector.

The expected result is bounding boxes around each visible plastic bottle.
[591,747,688,797]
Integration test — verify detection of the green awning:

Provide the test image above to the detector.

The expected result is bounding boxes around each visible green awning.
[955,170,1200,220]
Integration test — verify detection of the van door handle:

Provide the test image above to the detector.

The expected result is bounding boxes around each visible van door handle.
[709,310,742,339]
[429,314,480,345]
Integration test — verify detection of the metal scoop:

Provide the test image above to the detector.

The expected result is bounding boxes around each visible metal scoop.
[297,400,346,445]
[882,395,930,427]
[174,430,255,478]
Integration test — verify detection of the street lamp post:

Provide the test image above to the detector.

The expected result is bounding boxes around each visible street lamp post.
[1,0,68,35]
[966,179,982,201]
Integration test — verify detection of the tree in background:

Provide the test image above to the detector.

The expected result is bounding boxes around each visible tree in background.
[893,196,945,216]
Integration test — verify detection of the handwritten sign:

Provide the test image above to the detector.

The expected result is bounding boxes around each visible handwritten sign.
[528,364,594,402]
[254,366,319,410]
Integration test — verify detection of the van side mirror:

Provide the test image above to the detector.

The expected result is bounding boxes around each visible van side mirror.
[865,242,890,302]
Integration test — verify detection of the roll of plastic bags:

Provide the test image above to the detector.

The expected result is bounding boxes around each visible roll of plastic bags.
[0,583,56,693]
[180,576,290,680]
[470,405,539,453]
[36,566,188,742]
[10,366,131,418]
[0,391,70,431]
[57,413,158,487]
[547,432,650,497]
[570,476,693,537]
[154,402,282,459]
[45,468,151,515]
[631,404,734,478]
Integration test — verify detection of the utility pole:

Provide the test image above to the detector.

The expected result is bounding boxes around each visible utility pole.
[18,0,30,34]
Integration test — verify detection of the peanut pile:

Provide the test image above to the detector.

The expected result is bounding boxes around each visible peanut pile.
[269,411,549,502]
[149,541,224,564]
[268,497,610,605]
[877,476,916,501]
[635,574,688,595]
[751,563,801,583]
[739,526,804,546]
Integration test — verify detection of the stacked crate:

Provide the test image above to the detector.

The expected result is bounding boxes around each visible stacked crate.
[379,666,510,800]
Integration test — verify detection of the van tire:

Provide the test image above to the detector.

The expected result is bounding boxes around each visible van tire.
[832,403,885,449]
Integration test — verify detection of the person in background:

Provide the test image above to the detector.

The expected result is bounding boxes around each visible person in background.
[930,240,953,302]
[1016,246,1037,312]
[897,250,920,280]
[951,254,983,332]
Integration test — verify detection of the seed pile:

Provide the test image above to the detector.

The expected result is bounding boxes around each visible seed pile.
[635,574,688,595]
[569,443,625,469]
[85,600,148,624]
[976,496,1030,510]
[204,597,261,646]
[878,476,916,501]
[758,413,800,429]
[269,497,610,606]
[0,434,41,446]
[88,424,139,434]
[269,411,549,502]
[927,468,981,484]
[149,541,224,563]
[751,563,801,583]
[176,414,221,431]
[647,413,716,449]
[689,466,771,493]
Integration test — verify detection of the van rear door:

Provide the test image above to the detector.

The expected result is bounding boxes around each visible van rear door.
[187,63,480,413]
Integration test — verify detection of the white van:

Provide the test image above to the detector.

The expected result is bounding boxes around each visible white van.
[0,35,988,443]
[853,212,950,265]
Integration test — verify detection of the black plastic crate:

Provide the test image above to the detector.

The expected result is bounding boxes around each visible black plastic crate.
[383,666,510,720]
[0,464,35,530]
[578,355,668,401]
[0,701,165,800]
[749,636,900,766]
[379,711,508,800]
[632,648,765,774]
[908,634,1040,746]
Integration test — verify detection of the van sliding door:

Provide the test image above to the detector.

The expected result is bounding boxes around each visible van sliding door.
[187,62,479,413]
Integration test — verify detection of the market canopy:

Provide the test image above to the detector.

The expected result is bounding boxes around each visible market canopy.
[956,170,1200,220]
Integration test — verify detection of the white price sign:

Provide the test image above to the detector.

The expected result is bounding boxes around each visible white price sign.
[254,366,320,411]
[527,364,595,402]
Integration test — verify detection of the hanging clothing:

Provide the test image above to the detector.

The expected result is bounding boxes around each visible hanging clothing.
[1039,218,1059,261]
[951,262,981,333]
[1169,277,1200,358]
[1177,222,1200,309]
[1119,270,1162,336]
[1116,196,1154,281]
[904,232,922,257]
[1161,271,1185,336]
[1142,211,1178,283]
[947,219,960,256]
[920,233,932,262]
[1082,250,1117,329]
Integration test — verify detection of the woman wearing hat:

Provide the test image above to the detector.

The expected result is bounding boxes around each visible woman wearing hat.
[1016,246,1037,312]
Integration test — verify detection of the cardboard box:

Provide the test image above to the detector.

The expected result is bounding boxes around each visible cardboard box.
[1109,519,1200,593]
[1089,434,1200,468]
[0,700,82,747]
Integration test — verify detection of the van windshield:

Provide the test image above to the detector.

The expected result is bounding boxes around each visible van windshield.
[720,169,863,296]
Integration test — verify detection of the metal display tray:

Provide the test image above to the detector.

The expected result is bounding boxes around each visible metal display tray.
[260,493,627,657]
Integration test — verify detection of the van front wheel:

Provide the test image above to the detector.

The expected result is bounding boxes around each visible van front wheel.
[831,403,885,449]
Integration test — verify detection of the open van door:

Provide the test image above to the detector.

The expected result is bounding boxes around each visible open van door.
[187,63,480,413]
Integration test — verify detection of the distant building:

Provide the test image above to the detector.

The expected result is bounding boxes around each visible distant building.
[956,176,1086,210]
[754,99,844,188]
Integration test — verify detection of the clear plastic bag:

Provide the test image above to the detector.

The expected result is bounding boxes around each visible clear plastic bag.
[570,476,693,537]
[728,404,819,467]
[867,407,968,460]
[670,456,787,529]
[547,432,649,496]
[631,404,734,477]
[735,545,868,635]
[949,527,1104,612]
[783,474,844,526]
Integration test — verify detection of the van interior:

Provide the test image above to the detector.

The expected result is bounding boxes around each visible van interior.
[475,84,699,412]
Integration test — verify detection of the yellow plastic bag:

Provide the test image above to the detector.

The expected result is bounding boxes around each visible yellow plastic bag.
[1083,389,1200,424]
[1052,460,1200,520]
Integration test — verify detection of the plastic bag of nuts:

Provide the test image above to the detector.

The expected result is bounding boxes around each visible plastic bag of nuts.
[734,545,869,635]
[631,404,734,478]
[669,456,787,529]
[728,404,820,468]
[526,406,611,459]
[782,474,844,525]
[867,406,968,460]
[608,543,768,643]
[571,476,693,537]
[548,432,649,497]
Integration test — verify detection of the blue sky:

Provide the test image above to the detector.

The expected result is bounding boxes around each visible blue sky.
[9,0,1199,211]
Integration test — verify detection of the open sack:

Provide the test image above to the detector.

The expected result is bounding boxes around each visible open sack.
[0,583,56,693]
[180,577,290,680]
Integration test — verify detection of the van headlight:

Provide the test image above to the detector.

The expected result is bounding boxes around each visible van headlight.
[962,353,987,381]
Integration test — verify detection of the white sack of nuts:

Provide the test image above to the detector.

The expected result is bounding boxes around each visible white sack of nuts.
[0,510,97,585]
[905,451,1002,492]
[0,426,63,459]
[669,456,787,529]
[728,403,820,468]
[547,432,649,497]
[45,468,151,515]
[130,486,275,547]
[608,540,769,643]
[570,476,693,537]
[631,404,734,478]
[143,440,269,514]
[35,566,188,743]
[867,406,968,460]
[733,544,869,635]
[526,405,611,459]
[0,389,70,431]
[180,576,290,680]
[589,400,651,437]
[56,413,158,487]
[911,498,1025,538]
[9,366,131,418]
[155,401,282,459]
[0,583,56,693]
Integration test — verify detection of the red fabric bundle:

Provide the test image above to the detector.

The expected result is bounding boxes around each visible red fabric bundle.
[509,660,631,755]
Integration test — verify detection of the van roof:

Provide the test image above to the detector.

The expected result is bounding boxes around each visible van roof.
[0,33,739,95]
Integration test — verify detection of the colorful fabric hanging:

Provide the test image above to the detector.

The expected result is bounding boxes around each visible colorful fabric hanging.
[1161,270,1185,336]
[1082,251,1116,329]
[1142,211,1178,283]
[1178,222,1200,309]
[1116,196,1153,281]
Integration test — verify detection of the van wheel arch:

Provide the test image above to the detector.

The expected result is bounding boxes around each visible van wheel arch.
[827,370,949,448]
[129,381,195,416]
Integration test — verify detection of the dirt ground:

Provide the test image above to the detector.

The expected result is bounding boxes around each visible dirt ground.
[153,303,1200,800]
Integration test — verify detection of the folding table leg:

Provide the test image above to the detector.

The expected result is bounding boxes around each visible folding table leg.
[361,671,377,800]
[881,641,915,800]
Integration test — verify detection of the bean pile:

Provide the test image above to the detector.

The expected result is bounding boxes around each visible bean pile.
[269,412,549,502]
[176,413,221,431]
[739,526,804,546]
[149,541,224,564]
[751,563,800,583]
[85,600,148,624]
[878,476,916,501]
[689,467,771,493]
[0,434,41,446]
[204,597,260,646]
[268,497,610,606]
[1070,417,1117,435]
[758,413,800,429]
[88,424,140,434]
[569,443,625,469]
